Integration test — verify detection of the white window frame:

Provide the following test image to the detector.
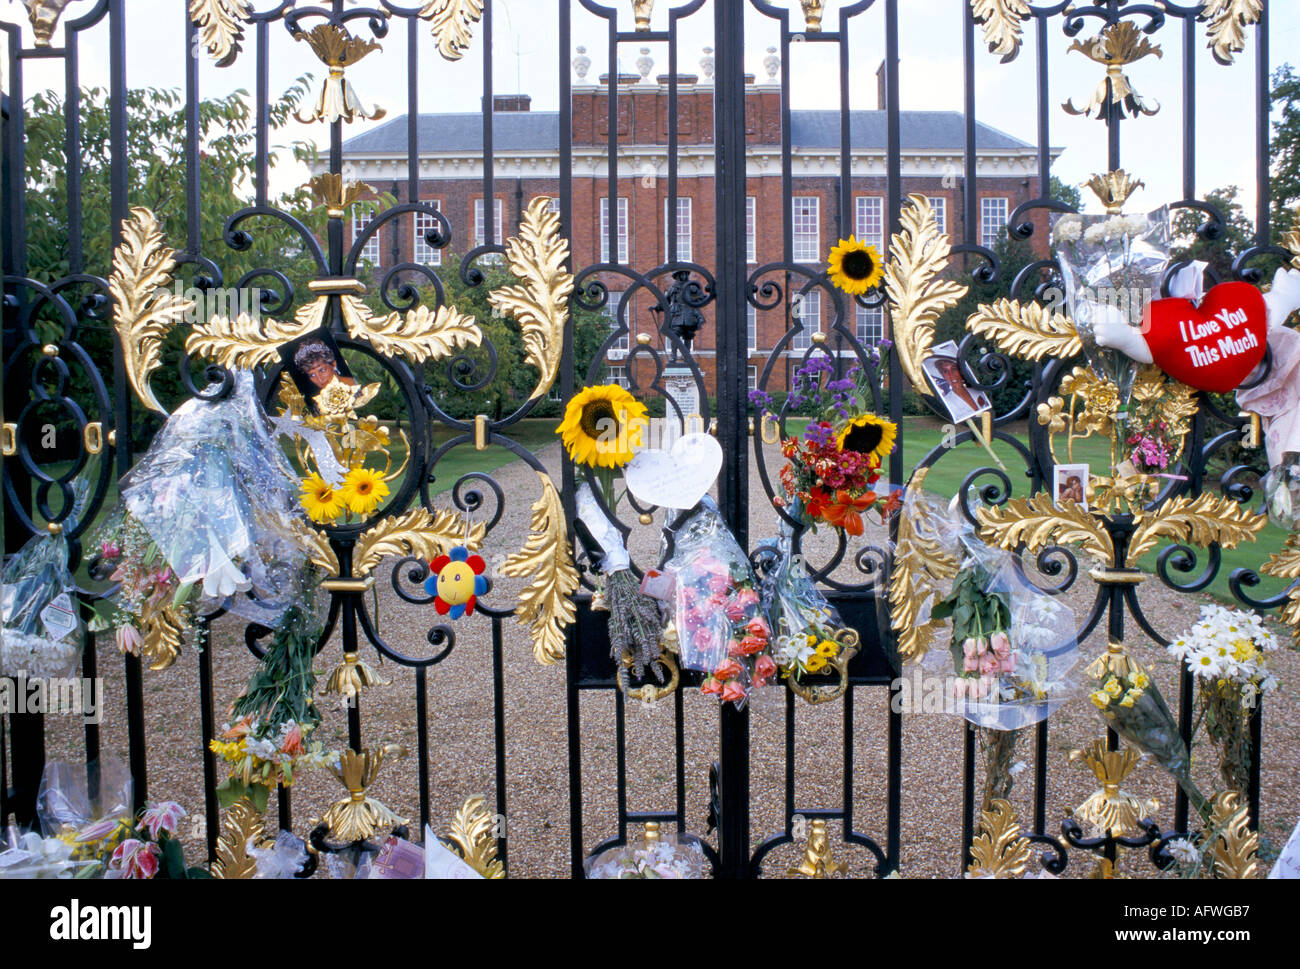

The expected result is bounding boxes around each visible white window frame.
[793,196,820,263]
[980,197,1008,249]
[856,304,885,345]
[414,205,442,266]
[604,290,629,357]
[746,196,758,263]
[747,365,758,392]
[747,302,758,352]
[475,197,504,249]
[927,196,948,236]
[608,364,629,389]
[854,195,884,251]
[354,210,381,267]
[601,197,630,264]
[664,197,693,262]
[791,290,821,350]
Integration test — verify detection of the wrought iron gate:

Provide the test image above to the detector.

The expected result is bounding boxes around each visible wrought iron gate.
[1,0,1288,879]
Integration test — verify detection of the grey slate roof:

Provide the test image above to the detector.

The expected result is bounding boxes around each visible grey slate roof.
[340,109,1034,155]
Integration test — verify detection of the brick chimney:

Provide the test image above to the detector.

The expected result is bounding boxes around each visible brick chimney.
[489,94,532,112]
[876,60,886,110]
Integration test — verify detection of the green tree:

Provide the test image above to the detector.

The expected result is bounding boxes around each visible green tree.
[1050,174,1082,212]
[1171,185,1256,281]
[1271,63,1300,239]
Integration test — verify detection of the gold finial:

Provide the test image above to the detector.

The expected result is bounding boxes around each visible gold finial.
[800,0,825,33]
[1064,23,1162,120]
[308,173,372,219]
[321,745,408,843]
[786,819,848,878]
[1085,170,1145,215]
[632,0,653,31]
[1069,739,1158,837]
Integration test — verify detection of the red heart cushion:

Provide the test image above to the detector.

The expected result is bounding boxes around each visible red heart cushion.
[1143,282,1266,393]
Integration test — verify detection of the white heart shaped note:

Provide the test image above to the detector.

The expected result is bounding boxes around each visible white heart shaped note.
[623,433,723,511]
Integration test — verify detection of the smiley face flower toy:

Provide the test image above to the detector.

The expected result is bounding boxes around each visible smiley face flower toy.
[425,547,488,619]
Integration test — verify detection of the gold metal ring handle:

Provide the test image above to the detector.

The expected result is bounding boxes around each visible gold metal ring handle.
[683,413,706,436]
[760,413,780,446]
[83,422,105,455]
[617,652,680,703]
[787,628,860,705]
[1,423,16,457]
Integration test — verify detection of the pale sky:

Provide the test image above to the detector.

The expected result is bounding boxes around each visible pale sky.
[5,0,1298,222]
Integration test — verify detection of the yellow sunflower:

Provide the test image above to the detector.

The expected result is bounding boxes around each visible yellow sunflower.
[836,413,897,461]
[340,467,390,516]
[556,384,649,469]
[300,473,346,523]
[827,236,885,295]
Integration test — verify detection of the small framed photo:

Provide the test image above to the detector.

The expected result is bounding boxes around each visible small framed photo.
[278,329,357,415]
[1053,463,1089,511]
[922,342,993,424]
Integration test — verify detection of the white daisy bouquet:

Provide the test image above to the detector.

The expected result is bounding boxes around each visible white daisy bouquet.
[1168,606,1279,796]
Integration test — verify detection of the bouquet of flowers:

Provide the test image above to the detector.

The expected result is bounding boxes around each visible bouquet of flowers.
[1168,606,1278,796]
[585,829,706,879]
[1126,421,1174,475]
[752,358,900,536]
[31,759,205,879]
[759,534,857,698]
[1051,206,1171,411]
[94,371,313,666]
[210,606,338,812]
[1,527,84,680]
[1087,642,1212,823]
[666,499,772,707]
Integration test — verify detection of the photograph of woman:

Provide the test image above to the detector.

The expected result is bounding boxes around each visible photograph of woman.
[921,342,993,424]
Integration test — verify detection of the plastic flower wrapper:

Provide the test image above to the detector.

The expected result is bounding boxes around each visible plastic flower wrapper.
[757,529,856,688]
[0,827,92,879]
[246,829,310,879]
[665,497,770,708]
[576,482,666,682]
[585,831,706,879]
[1052,207,1171,411]
[116,370,312,628]
[1086,642,1212,823]
[1,530,85,680]
[1261,454,1300,529]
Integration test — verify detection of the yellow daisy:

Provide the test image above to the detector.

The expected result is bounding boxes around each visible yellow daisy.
[556,384,648,469]
[836,413,897,461]
[340,467,390,517]
[805,654,829,674]
[300,473,346,524]
[827,236,885,295]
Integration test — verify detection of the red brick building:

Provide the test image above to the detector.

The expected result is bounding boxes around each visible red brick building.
[329,56,1054,393]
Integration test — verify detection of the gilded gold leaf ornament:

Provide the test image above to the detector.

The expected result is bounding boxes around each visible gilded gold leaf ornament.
[967,798,1032,878]
[499,471,579,666]
[889,467,958,662]
[209,797,265,879]
[188,0,250,67]
[1207,791,1259,879]
[786,819,848,878]
[1063,23,1162,120]
[1070,740,1158,838]
[1199,0,1262,66]
[322,651,389,701]
[976,492,1115,566]
[419,0,485,62]
[109,207,194,416]
[353,508,486,577]
[294,24,386,125]
[322,745,408,844]
[339,294,482,364]
[1127,491,1265,564]
[186,312,308,370]
[969,0,1031,62]
[446,795,505,879]
[1086,169,1146,214]
[967,298,1080,361]
[799,0,824,33]
[883,194,968,392]
[632,0,653,32]
[308,173,371,219]
[488,197,574,402]
[16,0,72,46]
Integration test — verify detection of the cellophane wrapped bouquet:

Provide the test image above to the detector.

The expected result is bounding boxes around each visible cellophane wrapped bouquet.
[666,499,772,707]
[1168,606,1278,796]
[585,832,706,879]
[93,371,313,662]
[1,528,84,680]
[759,533,857,688]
